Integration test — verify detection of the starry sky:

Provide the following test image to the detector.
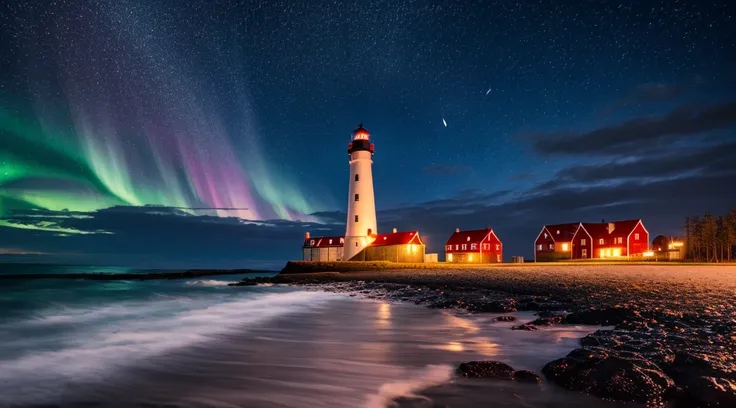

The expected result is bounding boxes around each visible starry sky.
[1,0,734,268]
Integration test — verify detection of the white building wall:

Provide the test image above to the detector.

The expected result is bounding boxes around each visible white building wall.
[344,149,377,261]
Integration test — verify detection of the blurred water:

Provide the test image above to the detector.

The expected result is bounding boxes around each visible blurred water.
[0,265,635,407]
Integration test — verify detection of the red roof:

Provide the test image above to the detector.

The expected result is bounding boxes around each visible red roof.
[580,219,642,240]
[445,228,497,246]
[370,231,422,247]
[303,236,345,248]
[543,223,579,241]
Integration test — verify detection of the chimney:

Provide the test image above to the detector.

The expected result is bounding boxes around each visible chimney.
[305,232,310,239]
[392,228,397,233]
[601,218,605,223]
[455,228,460,233]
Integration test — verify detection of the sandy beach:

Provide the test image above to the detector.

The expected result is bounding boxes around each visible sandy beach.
[248,263,736,406]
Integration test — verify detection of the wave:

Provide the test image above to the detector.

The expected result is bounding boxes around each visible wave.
[186,279,232,287]
[0,290,339,405]
[364,364,454,408]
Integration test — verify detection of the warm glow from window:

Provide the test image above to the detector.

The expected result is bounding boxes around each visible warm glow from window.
[643,251,654,257]
[562,243,569,251]
[447,253,453,262]
[468,254,474,262]
[612,248,621,257]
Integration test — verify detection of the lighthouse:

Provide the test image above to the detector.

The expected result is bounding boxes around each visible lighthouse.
[343,124,377,261]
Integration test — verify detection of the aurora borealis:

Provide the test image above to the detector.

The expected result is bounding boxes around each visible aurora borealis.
[0,1,321,228]
[1,1,734,266]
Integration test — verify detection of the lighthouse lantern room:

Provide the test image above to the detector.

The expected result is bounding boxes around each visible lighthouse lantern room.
[343,124,378,261]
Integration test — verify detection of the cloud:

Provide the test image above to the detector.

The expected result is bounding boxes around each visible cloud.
[0,248,49,256]
[422,165,472,175]
[601,82,690,114]
[530,100,736,156]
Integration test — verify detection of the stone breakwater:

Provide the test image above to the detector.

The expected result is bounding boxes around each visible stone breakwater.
[233,265,736,406]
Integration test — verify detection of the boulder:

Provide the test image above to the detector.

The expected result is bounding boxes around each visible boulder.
[542,348,675,403]
[467,300,517,313]
[530,315,566,326]
[565,307,640,326]
[513,370,542,384]
[494,315,517,322]
[456,361,514,379]
[511,323,539,331]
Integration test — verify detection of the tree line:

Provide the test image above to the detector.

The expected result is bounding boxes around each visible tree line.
[684,209,736,262]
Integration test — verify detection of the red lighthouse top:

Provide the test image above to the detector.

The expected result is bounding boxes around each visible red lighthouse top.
[352,123,370,140]
[347,123,375,156]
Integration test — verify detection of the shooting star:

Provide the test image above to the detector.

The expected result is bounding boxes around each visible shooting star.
[485,87,492,95]
[442,118,447,127]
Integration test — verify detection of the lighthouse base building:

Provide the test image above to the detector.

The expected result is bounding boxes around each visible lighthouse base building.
[300,124,426,263]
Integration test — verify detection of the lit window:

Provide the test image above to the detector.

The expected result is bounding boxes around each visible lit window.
[329,239,333,244]
[581,239,586,245]
[310,240,315,246]
[485,243,490,250]
[455,245,459,250]
[447,253,453,262]
[497,244,501,250]
[549,244,553,250]
[355,215,359,222]
[544,233,548,238]
[599,238,604,245]
[461,244,467,250]
[354,194,359,201]
[537,244,542,251]
[562,243,569,251]
[618,237,623,244]
[466,236,470,241]
[340,238,345,244]
[557,230,560,234]
[355,174,359,181]
[470,243,477,250]
[635,233,640,240]
[446,245,452,251]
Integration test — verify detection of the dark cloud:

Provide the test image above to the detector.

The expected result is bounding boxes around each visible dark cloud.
[422,165,472,175]
[601,82,690,114]
[508,172,534,182]
[530,100,736,156]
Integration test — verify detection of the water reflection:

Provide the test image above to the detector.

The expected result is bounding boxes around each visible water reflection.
[376,302,392,329]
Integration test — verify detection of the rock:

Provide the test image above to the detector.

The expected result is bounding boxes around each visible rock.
[565,307,640,326]
[530,315,566,326]
[542,348,675,403]
[680,376,736,406]
[456,361,514,379]
[511,323,539,331]
[467,300,517,313]
[513,370,542,384]
[229,276,274,286]
[494,315,516,322]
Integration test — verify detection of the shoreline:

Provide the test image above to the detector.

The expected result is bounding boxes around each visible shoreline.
[0,268,275,280]
[236,264,736,406]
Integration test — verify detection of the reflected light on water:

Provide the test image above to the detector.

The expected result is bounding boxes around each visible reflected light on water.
[376,303,392,329]
[467,337,501,357]
[441,312,480,333]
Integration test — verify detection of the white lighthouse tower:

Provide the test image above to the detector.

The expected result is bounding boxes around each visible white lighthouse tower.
[343,124,377,261]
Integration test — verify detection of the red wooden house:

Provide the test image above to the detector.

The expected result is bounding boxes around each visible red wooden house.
[445,228,503,263]
[302,233,345,261]
[570,219,649,259]
[349,229,425,262]
[534,223,580,262]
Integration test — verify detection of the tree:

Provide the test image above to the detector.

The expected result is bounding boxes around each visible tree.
[727,208,736,262]
[691,216,703,262]
[717,216,727,262]
[702,213,717,262]
[684,217,693,260]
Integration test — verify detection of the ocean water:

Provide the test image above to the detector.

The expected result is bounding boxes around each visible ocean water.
[0,264,634,407]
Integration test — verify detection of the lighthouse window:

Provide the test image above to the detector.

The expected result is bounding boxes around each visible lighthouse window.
[355,174,359,181]
[354,194,359,201]
[355,215,359,222]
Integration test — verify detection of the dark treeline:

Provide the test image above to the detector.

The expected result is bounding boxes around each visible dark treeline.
[684,209,736,262]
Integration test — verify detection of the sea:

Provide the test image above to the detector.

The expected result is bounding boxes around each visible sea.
[0,264,634,408]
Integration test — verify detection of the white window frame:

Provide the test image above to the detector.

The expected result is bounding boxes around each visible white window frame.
[581,239,586,245]
[470,243,477,250]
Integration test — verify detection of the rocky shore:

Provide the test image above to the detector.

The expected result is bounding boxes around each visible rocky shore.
[233,264,736,407]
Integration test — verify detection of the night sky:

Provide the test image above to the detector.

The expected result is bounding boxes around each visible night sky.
[1,0,734,268]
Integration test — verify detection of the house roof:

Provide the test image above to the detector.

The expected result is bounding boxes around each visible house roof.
[371,231,422,247]
[581,219,643,240]
[303,236,344,248]
[445,228,497,246]
[543,223,580,241]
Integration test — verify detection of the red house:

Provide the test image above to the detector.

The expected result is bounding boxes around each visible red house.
[445,228,503,263]
[302,233,345,261]
[570,219,649,259]
[349,229,425,262]
[534,223,580,262]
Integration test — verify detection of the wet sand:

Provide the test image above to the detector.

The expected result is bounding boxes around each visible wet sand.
[2,294,627,408]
